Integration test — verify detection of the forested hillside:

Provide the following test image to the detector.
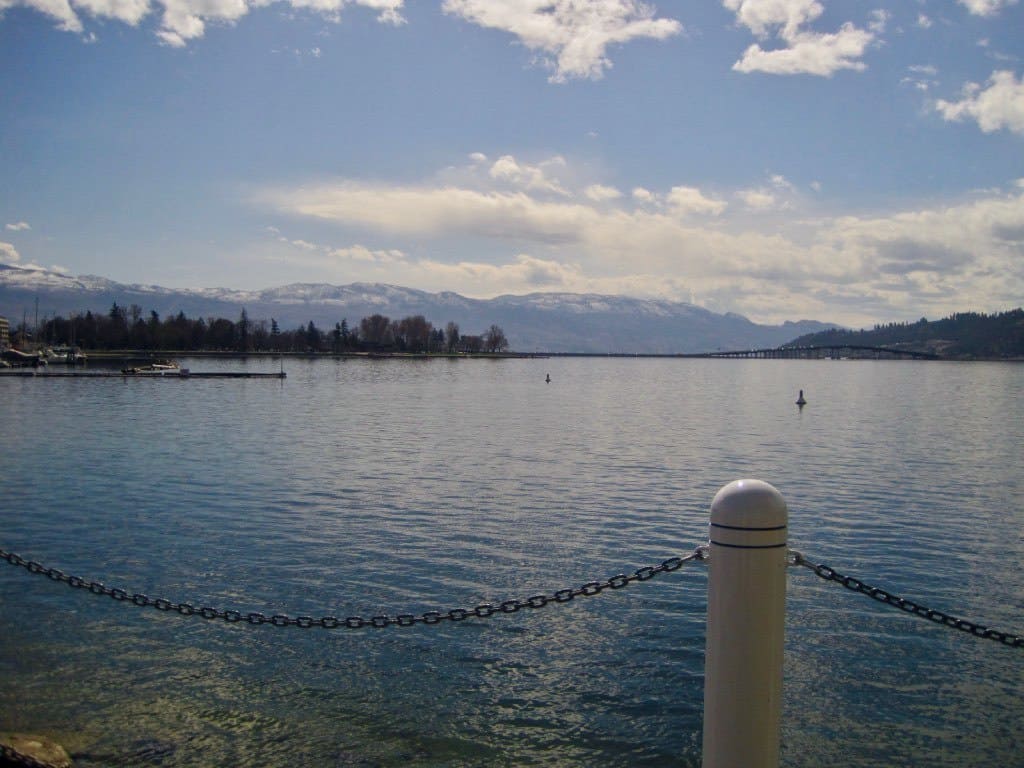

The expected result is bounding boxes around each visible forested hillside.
[789,309,1024,359]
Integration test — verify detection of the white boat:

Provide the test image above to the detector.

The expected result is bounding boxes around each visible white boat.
[42,346,88,365]
[121,360,185,375]
[1,348,43,367]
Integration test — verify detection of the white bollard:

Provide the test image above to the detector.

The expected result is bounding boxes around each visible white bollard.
[702,479,788,768]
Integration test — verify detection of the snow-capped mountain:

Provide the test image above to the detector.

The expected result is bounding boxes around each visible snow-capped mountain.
[0,264,837,353]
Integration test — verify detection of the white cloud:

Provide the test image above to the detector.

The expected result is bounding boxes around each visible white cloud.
[258,160,1024,326]
[0,241,21,264]
[263,182,600,242]
[1,0,405,46]
[632,186,656,203]
[415,253,586,294]
[724,0,875,76]
[867,9,889,34]
[357,0,404,25]
[441,0,683,82]
[737,188,777,209]
[155,0,253,47]
[5,221,31,231]
[666,185,727,216]
[936,70,1024,134]
[326,244,405,263]
[958,0,1018,16]
[585,184,623,202]
[586,182,727,215]
[917,13,933,28]
[489,155,569,195]
[723,0,824,39]
[903,64,939,92]
[732,23,873,76]
[261,231,406,269]
[734,174,795,210]
[2,0,84,31]
[75,0,152,25]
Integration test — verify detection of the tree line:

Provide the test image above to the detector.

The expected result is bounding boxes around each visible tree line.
[22,303,511,354]
[789,309,1024,358]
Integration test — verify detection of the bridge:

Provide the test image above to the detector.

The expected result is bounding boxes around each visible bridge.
[697,344,940,361]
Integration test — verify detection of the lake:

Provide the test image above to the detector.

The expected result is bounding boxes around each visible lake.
[1,357,1022,767]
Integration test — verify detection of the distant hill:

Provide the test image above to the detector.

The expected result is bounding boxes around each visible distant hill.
[0,264,838,354]
[788,309,1024,359]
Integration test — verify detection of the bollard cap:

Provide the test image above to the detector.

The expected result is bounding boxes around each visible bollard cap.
[710,479,787,529]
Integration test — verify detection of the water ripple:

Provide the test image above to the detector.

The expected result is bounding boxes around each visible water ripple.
[1,357,1021,766]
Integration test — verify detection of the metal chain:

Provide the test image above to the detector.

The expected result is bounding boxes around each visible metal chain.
[790,550,1024,648]
[4,546,1021,647]
[0,547,708,630]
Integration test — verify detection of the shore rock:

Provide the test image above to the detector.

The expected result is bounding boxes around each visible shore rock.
[0,734,72,768]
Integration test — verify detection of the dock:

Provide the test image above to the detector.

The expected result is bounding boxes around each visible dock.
[0,370,286,379]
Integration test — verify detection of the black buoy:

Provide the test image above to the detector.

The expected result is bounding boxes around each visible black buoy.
[796,389,807,407]
[545,373,551,383]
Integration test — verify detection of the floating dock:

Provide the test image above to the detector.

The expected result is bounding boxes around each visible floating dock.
[0,370,286,379]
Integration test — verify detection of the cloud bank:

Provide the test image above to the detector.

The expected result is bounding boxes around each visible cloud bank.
[257,155,1024,326]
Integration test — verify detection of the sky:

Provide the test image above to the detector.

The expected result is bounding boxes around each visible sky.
[1,1,1023,327]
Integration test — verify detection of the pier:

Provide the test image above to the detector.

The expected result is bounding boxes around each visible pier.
[0,370,286,379]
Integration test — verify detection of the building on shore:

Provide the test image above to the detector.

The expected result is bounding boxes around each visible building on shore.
[0,316,9,350]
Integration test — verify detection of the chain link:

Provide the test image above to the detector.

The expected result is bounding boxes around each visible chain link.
[790,550,1024,648]
[4,545,1021,648]
[0,547,708,630]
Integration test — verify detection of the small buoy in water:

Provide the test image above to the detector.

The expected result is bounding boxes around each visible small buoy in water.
[545,373,551,383]
[796,389,807,407]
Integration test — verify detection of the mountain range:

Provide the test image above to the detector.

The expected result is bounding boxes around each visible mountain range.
[0,264,837,353]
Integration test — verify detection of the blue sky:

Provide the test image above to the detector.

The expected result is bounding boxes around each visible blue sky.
[1,0,1022,326]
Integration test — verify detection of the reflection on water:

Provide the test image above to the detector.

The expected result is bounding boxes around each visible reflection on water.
[1,358,1021,766]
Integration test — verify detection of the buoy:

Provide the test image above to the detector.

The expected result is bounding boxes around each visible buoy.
[796,389,806,407]
[545,374,551,383]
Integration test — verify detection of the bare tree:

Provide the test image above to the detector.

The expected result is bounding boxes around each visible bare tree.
[460,334,483,353]
[445,321,460,353]
[360,314,393,349]
[483,324,509,353]
[396,315,432,353]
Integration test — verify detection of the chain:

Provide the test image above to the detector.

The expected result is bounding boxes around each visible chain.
[0,547,708,630]
[790,550,1024,648]
[5,545,1021,648]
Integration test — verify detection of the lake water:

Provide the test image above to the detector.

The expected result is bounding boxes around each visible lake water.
[1,357,1022,767]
